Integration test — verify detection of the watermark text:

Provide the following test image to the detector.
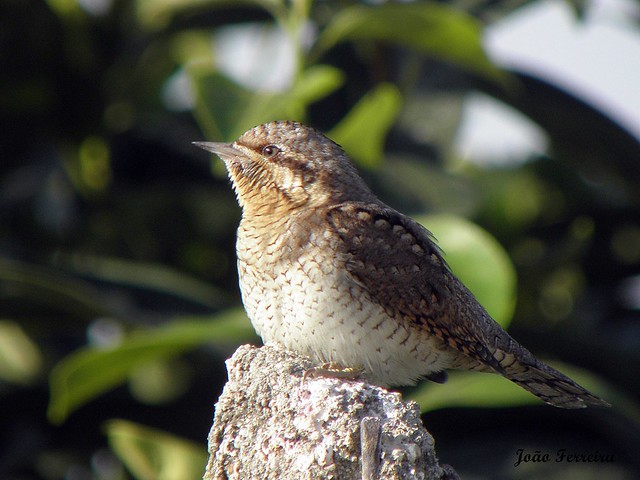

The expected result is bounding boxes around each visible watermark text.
[514,448,615,467]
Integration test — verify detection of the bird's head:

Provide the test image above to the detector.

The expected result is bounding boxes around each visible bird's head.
[194,121,375,216]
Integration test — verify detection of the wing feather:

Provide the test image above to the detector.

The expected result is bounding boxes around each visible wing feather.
[326,202,505,374]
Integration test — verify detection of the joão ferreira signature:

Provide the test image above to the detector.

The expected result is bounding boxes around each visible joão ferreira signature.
[514,448,615,467]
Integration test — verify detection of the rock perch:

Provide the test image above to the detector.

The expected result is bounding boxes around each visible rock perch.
[203,345,458,480]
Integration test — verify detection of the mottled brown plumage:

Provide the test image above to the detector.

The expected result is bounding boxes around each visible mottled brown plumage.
[194,120,609,409]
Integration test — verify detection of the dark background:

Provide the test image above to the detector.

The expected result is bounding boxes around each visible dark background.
[1,1,639,479]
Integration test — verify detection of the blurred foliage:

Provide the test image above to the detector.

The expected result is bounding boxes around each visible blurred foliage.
[104,419,207,480]
[418,213,517,328]
[311,1,509,83]
[0,320,43,385]
[48,308,253,425]
[1,0,640,479]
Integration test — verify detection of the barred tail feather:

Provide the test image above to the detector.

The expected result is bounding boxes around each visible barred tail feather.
[506,360,610,409]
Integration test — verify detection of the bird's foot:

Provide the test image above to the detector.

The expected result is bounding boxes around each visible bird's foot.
[303,362,364,383]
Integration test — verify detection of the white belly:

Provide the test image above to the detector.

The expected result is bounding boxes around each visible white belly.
[238,244,452,387]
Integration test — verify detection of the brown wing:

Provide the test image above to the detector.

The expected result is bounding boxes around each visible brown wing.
[326,202,506,375]
[326,202,610,408]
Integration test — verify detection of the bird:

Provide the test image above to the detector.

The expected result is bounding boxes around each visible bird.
[194,120,609,409]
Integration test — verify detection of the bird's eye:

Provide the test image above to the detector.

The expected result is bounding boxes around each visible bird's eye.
[262,145,280,158]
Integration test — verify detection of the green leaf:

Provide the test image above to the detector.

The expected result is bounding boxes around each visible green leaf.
[292,64,345,106]
[0,258,108,319]
[328,82,402,168]
[409,370,538,411]
[134,0,281,29]
[190,64,344,142]
[314,3,508,85]
[105,419,207,480]
[54,253,230,311]
[48,309,254,424]
[0,320,43,385]
[128,358,192,405]
[414,214,517,328]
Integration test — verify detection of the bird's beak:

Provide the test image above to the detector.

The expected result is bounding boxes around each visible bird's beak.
[192,141,239,162]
